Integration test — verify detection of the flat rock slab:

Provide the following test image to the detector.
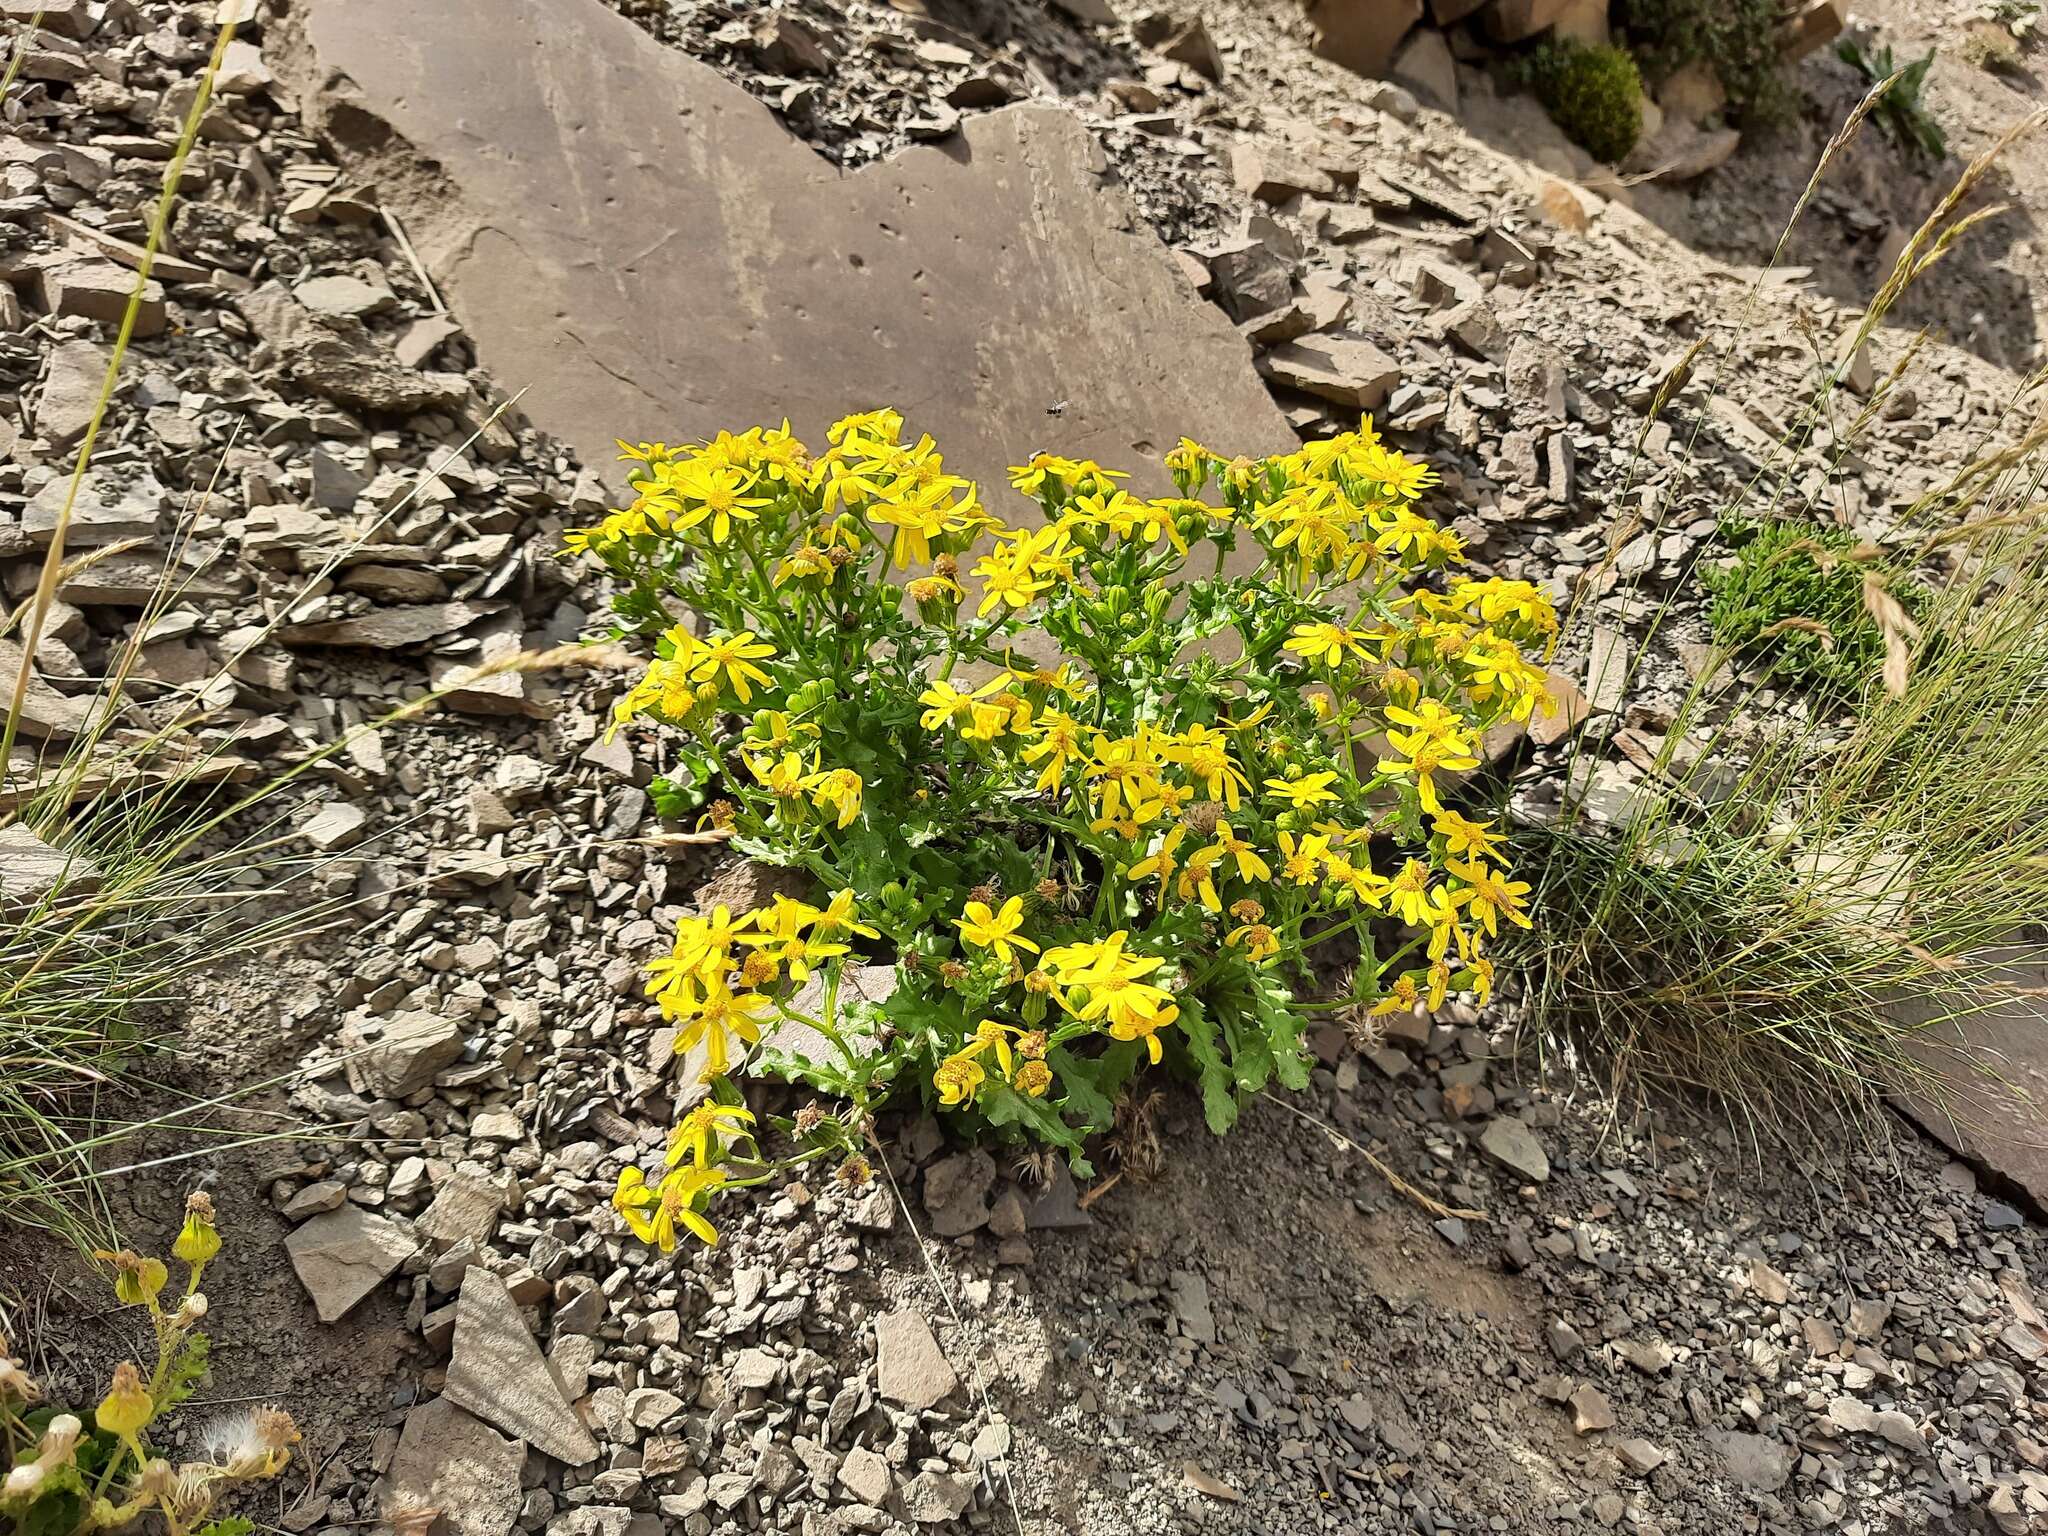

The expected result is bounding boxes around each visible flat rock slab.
[286,1205,417,1323]
[0,823,97,905]
[1896,959,2048,1214]
[444,1267,600,1465]
[382,1397,526,1536]
[284,0,1290,500]
[874,1309,957,1411]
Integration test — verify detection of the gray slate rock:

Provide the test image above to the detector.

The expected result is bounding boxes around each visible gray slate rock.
[1479,1117,1551,1183]
[285,1205,418,1323]
[383,1397,526,1536]
[445,1267,600,1465]
[875,1309,957,1411]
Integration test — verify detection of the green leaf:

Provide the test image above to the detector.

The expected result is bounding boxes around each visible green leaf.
[1251,973,1313,1092]
[194,1518,256,1536]
[1048,1046,1117,1136]
[981,1083,1092,1174]
[1174,998,1240,1134]
[155,1328,211,1415]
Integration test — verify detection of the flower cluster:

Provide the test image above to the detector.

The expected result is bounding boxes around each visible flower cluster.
[574,409,1556,1248]
[2,1197,297,1536]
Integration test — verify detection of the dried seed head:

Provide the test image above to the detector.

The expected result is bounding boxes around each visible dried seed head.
[1229,898,1265,924]
[1183,801,1222,836]
[835,1154,873,1188]
[1033,877,1063,905]
[967,883,999,907]
[933,554,959,579]
[1016,1029,1048,1060]
[707,799,737,830]
[793,1101,824,1136]
[938,960,968,986]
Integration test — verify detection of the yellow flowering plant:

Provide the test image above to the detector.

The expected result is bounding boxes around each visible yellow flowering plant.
[2,1197,297,1536]
[573,410,1555,1249]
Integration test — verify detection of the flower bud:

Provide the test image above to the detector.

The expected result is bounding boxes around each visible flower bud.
[96,1249,168,1309]
[96,1362,153,1439]
[39,1415,81,1465]
[4,1463,44,1498]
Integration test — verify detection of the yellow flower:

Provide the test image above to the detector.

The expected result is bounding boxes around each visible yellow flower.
[1022,710,1085,792]
[668,460,771,543]
[1285,623,1373,668]
[1177,842,1224,912]
[1368,974,1421,1018]
[1376,733,1478,816]
[934,1052,987,1106]
[1448,859,1534,936]
[748,749,811,799]
[973,551,1052,616]
[1040,930,1164,986]
[970,1018,1018,1076]
[1125,825,1186,893]
[955,896,1039,966]
[1432,809,1505,861]
[1014,1060,1054,1097]
[1276,830,1330,886]
[667,1101,755,1168]
[739,894,845,984]
[95,1362,152,1440]
[1264,771,1341,810]
[1386,858,1444,928]
[1103,997,1179,1063]
[1461,954,1496,1005]
[1206,821,1271,883]
[1227,922,1279,962]
[172,1192,220,1269]
[689,630,776,703]
[673,982,769,1077]
[918,674,1004,731]
[813,889,879,941]
[807,766,864,829]
[614,1163,728,1250]
[1166,724,1250,810]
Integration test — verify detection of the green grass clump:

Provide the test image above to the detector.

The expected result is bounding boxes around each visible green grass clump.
[1701,517,1925,694]
[1617,0,1792,125]
[1519,39,1645,164]
[1507,109,2048,1140]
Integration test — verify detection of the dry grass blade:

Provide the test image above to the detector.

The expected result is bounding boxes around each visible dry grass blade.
[1859,572,1922,697]
[1753,616,1836,650]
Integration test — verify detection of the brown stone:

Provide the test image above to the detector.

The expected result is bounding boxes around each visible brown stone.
[1305,0,1422,79]
[1258,335,1401,410]
[1780,0,1846,60]
[280,600,503,649]
[0,823,98,905]
[284,0,1290,503]
[1900,963,2048,1212]
[35,260,167,335]
[1391,27,1457,113]
[1484,0,1573,42]
[0,641,96,740]
[1627,121,1742,182]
